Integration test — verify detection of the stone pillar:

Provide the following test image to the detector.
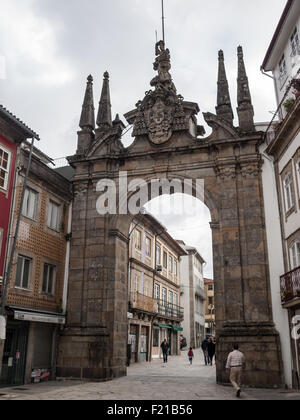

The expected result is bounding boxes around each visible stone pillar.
[215,160,283,388]
[57,180,129,380]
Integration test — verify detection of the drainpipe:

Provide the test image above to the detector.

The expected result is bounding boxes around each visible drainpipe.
[0,137,35,316]
[62,202,72,315]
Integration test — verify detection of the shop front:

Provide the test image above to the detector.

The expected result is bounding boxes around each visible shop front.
[0,307,65,386]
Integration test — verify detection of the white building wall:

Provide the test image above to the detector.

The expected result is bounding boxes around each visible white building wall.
[273,15,300,110]
[260,142,293,388]
[180,255,191,347]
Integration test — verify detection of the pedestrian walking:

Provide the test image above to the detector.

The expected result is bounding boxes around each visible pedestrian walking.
[161,338,170,363]
[226,344,246,398]
[207,337,216,365]
[201,337,210,365]
[188,347,194,365]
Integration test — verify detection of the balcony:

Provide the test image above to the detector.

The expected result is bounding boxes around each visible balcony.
[129,292,158,314]
[280,266,300,305]
[195,285,206,301]
[157,299,184,320]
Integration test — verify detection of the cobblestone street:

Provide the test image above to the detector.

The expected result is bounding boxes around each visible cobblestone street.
[0,350,299,401]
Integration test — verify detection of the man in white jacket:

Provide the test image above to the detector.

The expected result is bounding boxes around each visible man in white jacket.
[226,344,246,398]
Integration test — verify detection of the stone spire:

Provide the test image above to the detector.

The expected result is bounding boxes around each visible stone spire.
[96,71,112,129]
[77,75,95,155]
[237,46,254,131]
[79,75,95,130]
[216,50,234,124]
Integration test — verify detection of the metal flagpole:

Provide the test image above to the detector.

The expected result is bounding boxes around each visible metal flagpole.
[161,0,165,43]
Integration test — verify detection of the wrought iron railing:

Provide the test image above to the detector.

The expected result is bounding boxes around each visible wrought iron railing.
[157,299,184,320]
[280,266,300,304]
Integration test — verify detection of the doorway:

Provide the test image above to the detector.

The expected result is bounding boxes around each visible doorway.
[0,321,28,387]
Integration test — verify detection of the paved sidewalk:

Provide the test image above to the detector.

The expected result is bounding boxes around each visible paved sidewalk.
[0,349,299,400]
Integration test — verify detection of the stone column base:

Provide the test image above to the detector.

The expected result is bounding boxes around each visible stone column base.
[216,323,284,388]
[56,327,127,382]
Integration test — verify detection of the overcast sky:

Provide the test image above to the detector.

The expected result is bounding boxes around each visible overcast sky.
[0,0,287,278]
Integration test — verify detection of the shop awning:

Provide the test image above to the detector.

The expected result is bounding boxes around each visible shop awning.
[172,326,183,332]
[154,323,172,329]
[9,307,65,325]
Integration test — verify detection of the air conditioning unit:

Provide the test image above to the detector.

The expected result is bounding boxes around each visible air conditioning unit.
[156,265,162,272]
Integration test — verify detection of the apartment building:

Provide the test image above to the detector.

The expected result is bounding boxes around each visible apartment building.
[204,278,215,337]
[261,0,300,388]
[0,140,72,386]
[128,212,186,363]
[177,241,206,349]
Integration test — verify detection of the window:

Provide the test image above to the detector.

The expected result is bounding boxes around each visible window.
[133,275,139,295]
[297,160,300,196]
[163,250,168,269]
[156,244,161,265]
[42,263,56,295]
[168,290,173,316]
[291,27,299,57]
[174,260,178,276]
[135,230,142,250]
[146,237,152,257]
[154,283,160,300]
[169,255,173,273]
[22,188,38,219]
[47,200,60,231]
[284,172,294,211]
[0,146,11,191]
[153,328,159,347]
[290,242,300,270]
[279,55,287,87]
[174,293,178,307]
[15,255,32,289]
[208,284,214,291]
[162,288,167,305]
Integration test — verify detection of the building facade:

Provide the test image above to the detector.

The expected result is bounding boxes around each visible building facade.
[261,0,300,388]
[0,141,72,386]
[128,212,185,363]
[177,241,206,349]
[204,278,215,337]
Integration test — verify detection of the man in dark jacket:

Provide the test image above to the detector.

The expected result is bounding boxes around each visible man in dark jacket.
[207,337,216,366]
[161,338,170,363]
[201,338,210,365]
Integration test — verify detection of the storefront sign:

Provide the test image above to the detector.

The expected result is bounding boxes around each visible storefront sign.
[14,311,65,325]
[0,315,6,340]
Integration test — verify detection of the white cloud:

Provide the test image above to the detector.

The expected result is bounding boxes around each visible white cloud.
[0,0,75,85]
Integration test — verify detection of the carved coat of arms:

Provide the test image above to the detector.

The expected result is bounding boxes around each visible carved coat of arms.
[144,98,174,145]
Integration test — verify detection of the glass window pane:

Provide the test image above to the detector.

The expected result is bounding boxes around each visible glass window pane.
[22,258,30,289]
[47,202,53,227]
[48,266,55,294]
[15,257,23,287]
[42,264,48,292]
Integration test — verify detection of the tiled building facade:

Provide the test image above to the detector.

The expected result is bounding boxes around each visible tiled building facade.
[0,140,72,386]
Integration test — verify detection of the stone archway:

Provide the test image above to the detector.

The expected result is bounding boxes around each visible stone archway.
[57,42,283,387]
